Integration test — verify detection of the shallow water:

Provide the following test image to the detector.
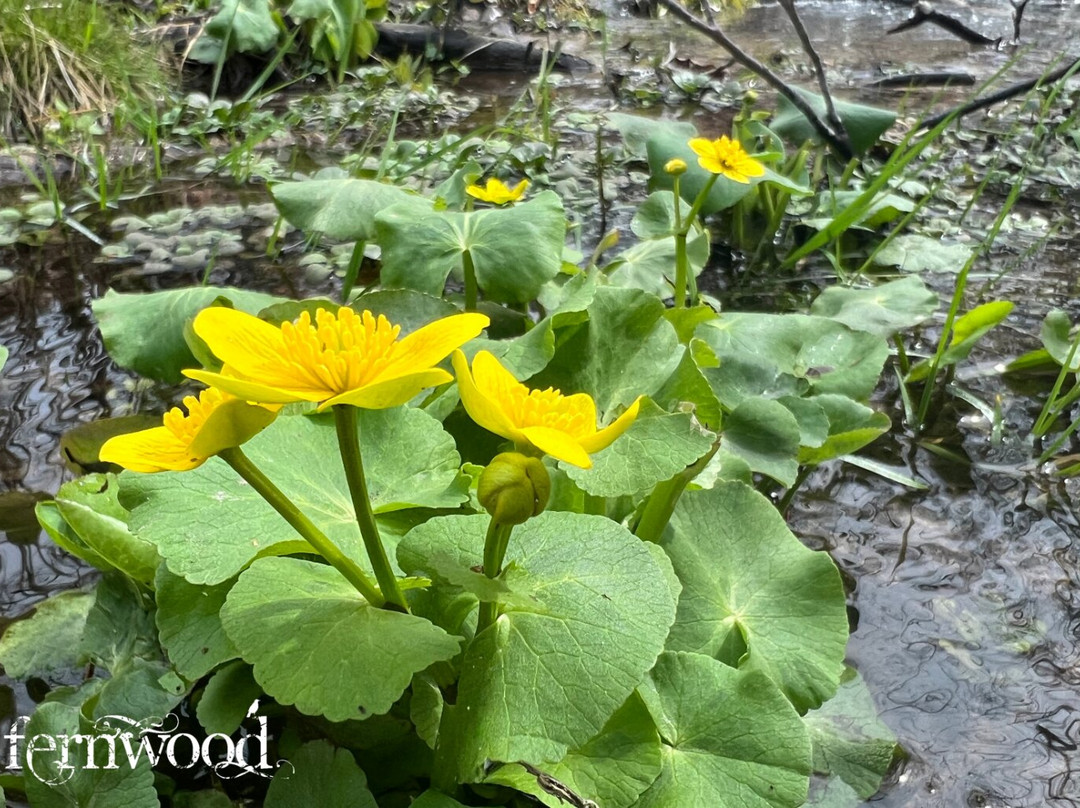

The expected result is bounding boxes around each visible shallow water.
[2,1,1080,805]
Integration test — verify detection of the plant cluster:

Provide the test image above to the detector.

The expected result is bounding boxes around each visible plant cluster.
[0,118,919,806]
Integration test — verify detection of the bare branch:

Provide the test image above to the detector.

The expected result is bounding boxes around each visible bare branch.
[657,0,853,159]
[887,2,997,46]
[775,0,848,154]
[917,55,1080,131]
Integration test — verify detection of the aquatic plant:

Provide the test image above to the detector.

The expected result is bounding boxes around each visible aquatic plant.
[0,169,907,804]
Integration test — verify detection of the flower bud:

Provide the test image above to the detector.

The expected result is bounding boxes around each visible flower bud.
[664,158,688,176]
[478,452,551,525]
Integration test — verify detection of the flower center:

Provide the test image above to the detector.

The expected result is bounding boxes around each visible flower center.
[501,384,594,437]
[280,308,402,394]
[163,387,227,444]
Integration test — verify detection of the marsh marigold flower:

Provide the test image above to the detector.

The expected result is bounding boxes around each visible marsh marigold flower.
[452,349,641,469]
[689,135,765,184]
[185,307,489,411]
[465,178,529,205]
[100,388,278,473]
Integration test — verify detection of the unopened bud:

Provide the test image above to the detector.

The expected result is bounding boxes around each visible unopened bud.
[664,158,688,176]
[478,452,550,525]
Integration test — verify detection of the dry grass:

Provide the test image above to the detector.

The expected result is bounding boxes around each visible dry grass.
[0,0,166,141]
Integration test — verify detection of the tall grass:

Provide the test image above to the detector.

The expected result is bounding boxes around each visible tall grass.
[0,0,165,140]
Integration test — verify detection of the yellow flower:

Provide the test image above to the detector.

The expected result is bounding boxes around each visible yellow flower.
[452,349,641,469]
[99,388,278,473]
[465,178,529,205]
[185,307,489,411]
[688,136,765,184]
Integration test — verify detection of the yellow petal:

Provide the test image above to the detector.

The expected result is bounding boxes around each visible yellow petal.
[471,349,524,402]
[319,369,452,410]
[183,370,320,404]
[192,307,298,388]
[99,426,204,473]
[189,399,279,459]
[508,179,529,200]
[578,396,642,453]
[688,138,715,159]
[519,426,592,469]
[385,313,489,378]
[451,350,521,441]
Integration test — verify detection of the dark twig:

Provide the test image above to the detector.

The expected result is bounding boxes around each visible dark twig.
[657,0,853,159]
[775,0,849,153]
[1011,0,1031,42]
[918,55,1080,131]
[887,2,997,46]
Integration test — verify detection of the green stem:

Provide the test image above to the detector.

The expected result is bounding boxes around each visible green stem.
[583,493,606,516]
[672,175,688,308]
[463,250,479,312]
[219,447,384,607]
[342,240,366,303]
[476,519,515,635]
[333,406,409,612]
[633,441,720,543]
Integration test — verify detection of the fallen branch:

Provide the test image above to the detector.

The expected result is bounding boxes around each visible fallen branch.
[887,2,997,46]
[656,0,853,159]
[373,22,590,73]
[917,55,1080,130]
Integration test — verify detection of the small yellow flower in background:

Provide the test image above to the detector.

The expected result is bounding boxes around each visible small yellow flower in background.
[185,307,489,411]
[689,135,765,184]
[100,388,278,473]
[465,178,530,205]
[665,158,688,176]
[452,349,641,469]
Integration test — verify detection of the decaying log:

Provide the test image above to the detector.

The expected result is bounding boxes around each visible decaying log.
[373,23,590,73]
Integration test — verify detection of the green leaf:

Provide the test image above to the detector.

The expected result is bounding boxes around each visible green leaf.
[777,396,830,448]
[485,692,662,808]
[22,701,158,808]
[265,741,377,808]
[352,288,459,331]
[36,500,114,572]
[637,651,812,808]
[93,287,284,383]
[377,191,566,304]
[810,276,938,337]
[0,590,94,677]
[871,233,973,274]
[722,397,801,486]
[196,661,262,735]
[606,230,709,298]
[397,511,677,783]
[60,415,162,473]
[664,482,848,711]
[906,301,1014,382]
[772,87,895,154]
[122,409,465,585]
[564,400,715,497]
[271,178,429,242]
[698,313,889,401]
[798,396,891,466]
[80,575,159,672]
[653,349,722,430]
[221,556,461,722]
[805,668,898,800]
[156,568,239,680]
[411,793,482,808]
[1040,309,1080,371]
[411,675,445,750]
[607,112,697,157]
[0,344,7,372]
[532,286,682,416]
[205,0,278,54]
[54,474,159,586]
